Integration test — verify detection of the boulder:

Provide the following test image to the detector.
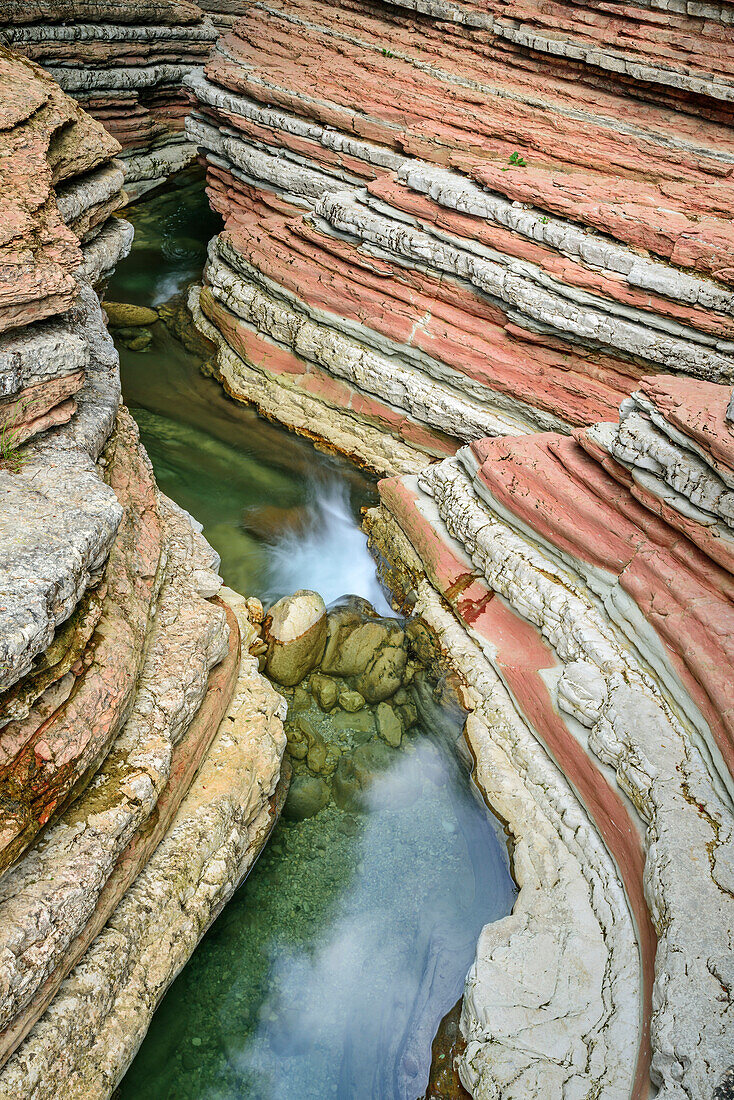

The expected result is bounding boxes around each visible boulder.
[284,725,308,761]
[264,590,327,687]
[103,302,158,327]
[329,710,375,738]
[376,701,403,747]
[397,701,418,730]
[332,740,396,811]
[123,329,153,352]
[338,689,365,713]
[311,672,338,711]
[355,638,407,703]
[283,775,330,822]
[322,619,392,676]
[307,741,339,777]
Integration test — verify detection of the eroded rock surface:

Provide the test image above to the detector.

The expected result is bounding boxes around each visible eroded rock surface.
[1,0,218,200]
[0,43,287,1098]
[370,374,734,1100]
[186,0,734,473]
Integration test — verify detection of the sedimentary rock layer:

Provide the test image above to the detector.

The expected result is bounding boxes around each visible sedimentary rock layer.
[0,1,218,200]
[0,42,287,1097]
[187,0,734,470]
[370,374,734,1099]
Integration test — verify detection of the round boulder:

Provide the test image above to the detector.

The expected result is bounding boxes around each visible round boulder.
[311,672,338,711]
[283,775,330,822]
[265,590,328,687]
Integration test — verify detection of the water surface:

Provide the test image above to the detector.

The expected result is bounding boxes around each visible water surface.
[110,173,516,1100]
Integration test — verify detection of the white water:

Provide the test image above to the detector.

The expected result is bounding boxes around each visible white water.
[263,479,392,615]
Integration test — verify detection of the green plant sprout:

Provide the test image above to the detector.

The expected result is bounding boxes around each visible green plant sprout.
[0,398,29,473]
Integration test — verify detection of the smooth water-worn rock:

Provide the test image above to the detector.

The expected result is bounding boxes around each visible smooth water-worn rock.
[103,301,158,327]
[376,701,403,748]
[264,589,328,686]
[284,774,330,821]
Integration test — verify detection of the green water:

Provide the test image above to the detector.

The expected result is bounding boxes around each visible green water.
[110,172,517,1099]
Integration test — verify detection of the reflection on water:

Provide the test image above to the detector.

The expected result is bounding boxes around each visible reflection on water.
[118,735,515,1100]
[111,169,219,307]
[111,172,516,1100]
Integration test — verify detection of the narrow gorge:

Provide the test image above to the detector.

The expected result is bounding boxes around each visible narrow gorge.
[0,2,732,1099]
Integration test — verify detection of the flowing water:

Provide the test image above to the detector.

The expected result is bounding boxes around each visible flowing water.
[109,172,517,1099]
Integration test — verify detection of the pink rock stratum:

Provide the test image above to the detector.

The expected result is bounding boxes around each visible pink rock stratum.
[0,2,732,1098]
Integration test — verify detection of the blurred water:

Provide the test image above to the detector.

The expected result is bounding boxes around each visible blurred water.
[118,736,515,1100]
[263,479,392,614]
[110,172,516,1100]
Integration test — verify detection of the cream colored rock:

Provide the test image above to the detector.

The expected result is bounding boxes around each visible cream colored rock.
[0,589,286,1099]
[264,590,328,686]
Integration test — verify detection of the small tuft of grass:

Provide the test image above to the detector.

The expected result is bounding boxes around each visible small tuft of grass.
[0,399,28,474]
[381,47,396,58]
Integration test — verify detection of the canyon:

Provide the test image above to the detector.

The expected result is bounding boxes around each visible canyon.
[0,1,732,1098]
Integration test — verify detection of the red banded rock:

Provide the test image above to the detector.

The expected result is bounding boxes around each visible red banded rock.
[365,494,645,1100]
[0,454,230,1059]
[0,588,286,1099]
[368,374,734,1099]
[0,48,132,695]
[1,0,218,200]
[186,0,734,461]
[0,47,119,334]
[585,376,734,576]
[383,0,734,106]
[0,46,127,453]
[0,40,290,1095]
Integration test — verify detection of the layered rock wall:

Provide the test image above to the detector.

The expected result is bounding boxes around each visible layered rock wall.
[369,375,734,1099]
[186,0,734,472]
[0,46,285,1095]
[0,1,218,200]
[181,3,734,1097]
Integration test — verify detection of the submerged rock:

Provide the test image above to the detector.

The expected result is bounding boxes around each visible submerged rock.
[376,701,403,748]
[121,328,153,352]
[332,740,396,812]
[241,503,309,540]
[283,775,330,821]
[311,672,338,711]
[103,301,158,327]
[264,590,327,687]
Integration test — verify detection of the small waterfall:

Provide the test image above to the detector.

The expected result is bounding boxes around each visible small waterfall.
[263,478,392,615]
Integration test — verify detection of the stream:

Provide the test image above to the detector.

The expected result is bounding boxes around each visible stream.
[109,171,517,1100]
